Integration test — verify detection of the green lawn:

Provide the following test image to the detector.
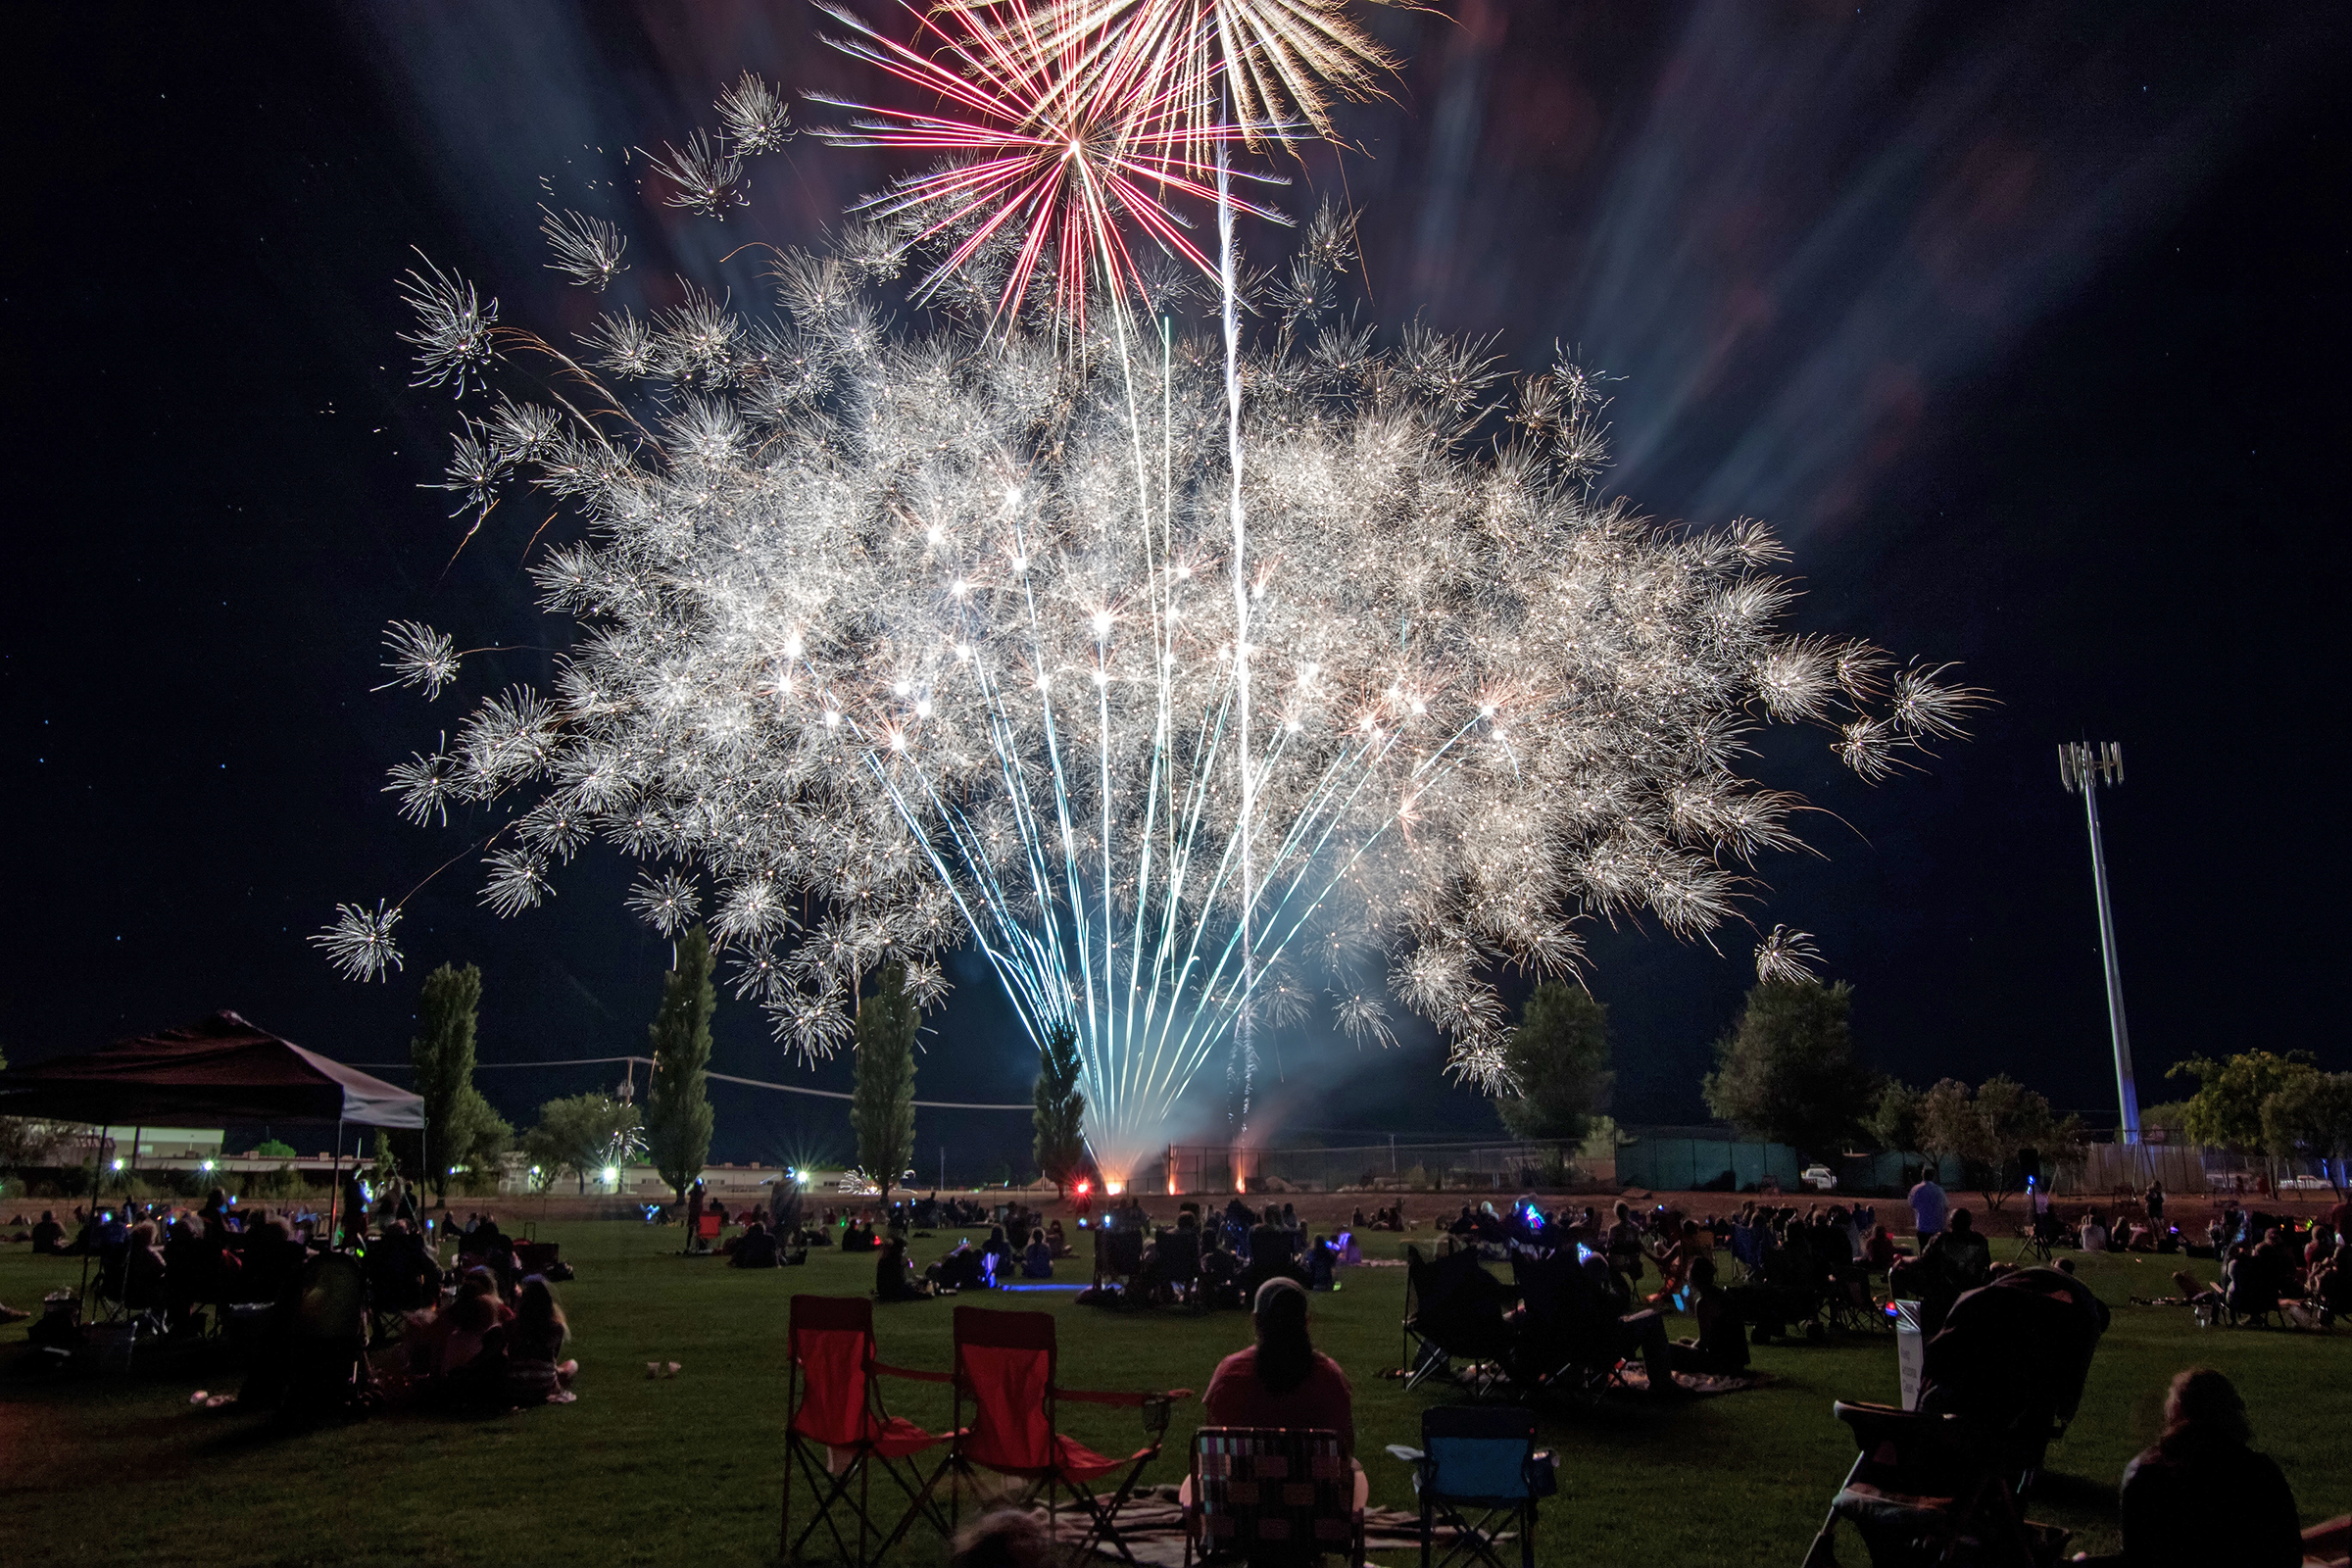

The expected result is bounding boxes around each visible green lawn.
[2,1226,2344,1566]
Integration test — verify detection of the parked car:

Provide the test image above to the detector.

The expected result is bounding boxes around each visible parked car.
[1800,1165,1838,1191]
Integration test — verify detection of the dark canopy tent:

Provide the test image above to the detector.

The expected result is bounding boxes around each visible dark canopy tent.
[0,1010,422,1128]
[0,1011,424,1274]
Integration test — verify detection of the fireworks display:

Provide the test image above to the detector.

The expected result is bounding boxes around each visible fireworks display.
[320,3,1980,1179]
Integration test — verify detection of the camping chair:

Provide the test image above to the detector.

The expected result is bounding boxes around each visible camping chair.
[1799,1401,2068,1568]
[242,1251,373,1420]
[1156,1226,1204,1306]
[1823,1265,1884,1337]
[689,1213,724,1253]
[1728,1223,1764,1282]
[1505,1250,1626,1399]
[780,1295,956,1567]
[1389,1405,1554,1568]
[921,1305,1186,1564]
[90,1235,132,1325]
[1184,1426,1365,1566]
[1401,1246,1516,1396]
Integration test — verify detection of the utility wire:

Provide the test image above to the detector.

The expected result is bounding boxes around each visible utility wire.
[353,1054,1031,1111]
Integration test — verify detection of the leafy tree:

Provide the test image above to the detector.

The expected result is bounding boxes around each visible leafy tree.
[521,1093,644,1195]
[2168,1050,2319,1151]
[1496,983,1616,1160]
[408,962,513,1200]
[1871,1080,1925,1167]
[251,1138,299,1160]
[2261,1071,2352,1195]
[2136,1099,2195,1141]
[645,926,717,1203]
[1701,979,1879,1164]
[851,961,920,1207]
[1916,1075,2083,1211]
[1031,1022,1088,1196]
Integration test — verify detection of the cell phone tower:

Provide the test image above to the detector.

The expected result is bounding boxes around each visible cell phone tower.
[2058,741,2139,1144]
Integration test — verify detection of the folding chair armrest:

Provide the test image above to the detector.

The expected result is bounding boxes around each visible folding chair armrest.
[873,1360,954,1385]
[1054,1385,1195,1406]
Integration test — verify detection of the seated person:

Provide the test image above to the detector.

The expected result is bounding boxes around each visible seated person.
[1197,1232,1242,1309]
[1864,1224,1900,1273]
[29,1211,65,1255]
[2079,1212,2112,1252]
[1021,1228,1054,1279]
[2112,1369,2302,1567]
[982,1224,1016,1278]
[729,1220,779,1269]
[1655,1219,1712,1299]
[872,1235,934,1299]
[924,1239,985,1296]
[408,1273,511,1387]
[2309,1250,2350,1326]
[122,1221,170,1315]
[1926,1208,1991,1287]
[1305,1235,1337,1292]
[1202,1280,1363,1478]
[1046,1218,1071,1257]
[1671,1256,1749,1376]
[502,1276,579,1406]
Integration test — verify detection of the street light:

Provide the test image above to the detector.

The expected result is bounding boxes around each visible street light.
[2058,741,2139,1144]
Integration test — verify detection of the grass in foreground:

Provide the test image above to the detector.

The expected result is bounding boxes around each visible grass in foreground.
[2,1224,2345,1566]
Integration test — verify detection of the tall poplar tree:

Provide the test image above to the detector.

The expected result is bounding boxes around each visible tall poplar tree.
[1032,1022,1088,1194]
[410,962,511,1200]
[851,961,918,1206]
[645,926,716,1203]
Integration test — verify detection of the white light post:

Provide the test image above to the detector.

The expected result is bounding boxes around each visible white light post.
[2058,741,2140,1144]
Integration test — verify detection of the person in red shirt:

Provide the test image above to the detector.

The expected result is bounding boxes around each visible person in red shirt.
[1203,1278,1357,1459]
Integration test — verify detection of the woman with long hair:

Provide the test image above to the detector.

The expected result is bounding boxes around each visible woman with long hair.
[503,1275,578,1405]
[1202,1278,1355,1458]
[2115,1368,2302,1566]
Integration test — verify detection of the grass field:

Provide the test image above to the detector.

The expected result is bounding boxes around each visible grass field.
[2,1224,2345,1566]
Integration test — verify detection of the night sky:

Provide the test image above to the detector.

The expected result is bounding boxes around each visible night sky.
[9,3,2349,1172]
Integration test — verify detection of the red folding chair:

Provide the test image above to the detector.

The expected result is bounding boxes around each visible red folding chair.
[692,1213,723,1252]
[918,1305,1189,1564]
[781,1295,956,1567]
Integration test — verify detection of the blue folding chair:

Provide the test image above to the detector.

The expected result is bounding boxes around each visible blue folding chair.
[1387,1405,1554,1568]
[1730,1223,1765,1282]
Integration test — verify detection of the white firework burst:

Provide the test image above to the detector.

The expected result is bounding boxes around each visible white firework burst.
[377,619,459,700]
[1754,924,1823,985]
[311,901,404,981]
[343,197,1979,1173]
[625,869,702,935]
[538,207,629,291]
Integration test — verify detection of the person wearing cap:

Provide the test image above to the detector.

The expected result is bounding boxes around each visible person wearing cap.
[1203,1278,1357,1460]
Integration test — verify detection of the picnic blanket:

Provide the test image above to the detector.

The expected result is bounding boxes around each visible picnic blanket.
[1039,1494,1506,1566]
[1611,1364,1777,1397]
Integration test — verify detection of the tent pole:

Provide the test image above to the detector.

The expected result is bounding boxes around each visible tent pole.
[77,1123,111,1317]
[328,1117,344,1250]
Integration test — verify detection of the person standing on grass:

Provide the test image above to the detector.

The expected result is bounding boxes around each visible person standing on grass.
[1908,1168,1948,1243]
